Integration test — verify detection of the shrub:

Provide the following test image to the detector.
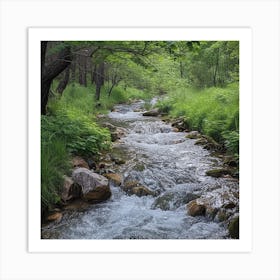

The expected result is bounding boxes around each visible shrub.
[41,110,111,157]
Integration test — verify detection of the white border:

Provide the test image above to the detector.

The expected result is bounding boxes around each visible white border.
[28,27,252,253]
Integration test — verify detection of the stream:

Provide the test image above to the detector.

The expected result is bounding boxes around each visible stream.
[42,100,239,239]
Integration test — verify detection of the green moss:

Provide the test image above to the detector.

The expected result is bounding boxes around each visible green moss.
[206,168,232,178]
[228,216,239,239]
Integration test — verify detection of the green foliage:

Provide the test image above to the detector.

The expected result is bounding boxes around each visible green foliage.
[157,83,239,154]
[222,130,239,154]
[41,137,70,211]
[182,41,239,88]
[50,81,152,113]
[49,83,93,114]
[42,111,111,157]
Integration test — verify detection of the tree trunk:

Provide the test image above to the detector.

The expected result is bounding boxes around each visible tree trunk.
[100,62,105,86]
[41,41,72,114]
[56,65,70,94]
[108,84,115,96]
[94,62,104,101]
[78,55,87,86]
[91,64,96,84]
[95,81,102,101]
[213,48,219,87]
[70,58,76,83]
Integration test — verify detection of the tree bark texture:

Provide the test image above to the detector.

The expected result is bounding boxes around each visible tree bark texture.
[78,54,87,87]
[41,41,72,114]
[56,65,70,94]
[94,62,105,101]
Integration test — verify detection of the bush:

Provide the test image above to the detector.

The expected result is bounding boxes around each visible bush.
[41,110,111,157]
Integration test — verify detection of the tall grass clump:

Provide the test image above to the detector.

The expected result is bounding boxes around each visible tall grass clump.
[41,137,70,215]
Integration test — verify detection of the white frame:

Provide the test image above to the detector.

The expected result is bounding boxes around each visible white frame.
[28,27,252,253]
[1,1,279,279]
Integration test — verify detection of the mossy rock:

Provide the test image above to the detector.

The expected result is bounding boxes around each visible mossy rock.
[217,210,229,222]
[194,138,208,145]
[152,193,175,210]
[185,131,201,139]
[223,156,238,167]
[228,216,239,239]
[206,168,232,178]
[134,163,145,172]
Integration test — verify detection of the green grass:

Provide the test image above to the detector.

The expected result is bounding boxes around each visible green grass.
[157,83,239,154]
[41,137,71,213]
[49,82,152,115]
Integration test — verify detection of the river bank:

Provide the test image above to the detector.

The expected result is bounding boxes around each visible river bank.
[42,99,239,239]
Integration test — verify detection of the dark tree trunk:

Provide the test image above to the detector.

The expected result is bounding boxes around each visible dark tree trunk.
[78,55,87,86]
[91,65,96,84]
[56,65,70,94]
[94,63,104,101]
[41,41,72,114]
[95,81,102,101]
[100,62,105,86]
[213,48,219,87]
[70,58,76,83]
[108,84,114,96]
[107,74,121,96]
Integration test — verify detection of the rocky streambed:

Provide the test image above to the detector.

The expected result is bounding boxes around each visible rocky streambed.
[42,100,239,239]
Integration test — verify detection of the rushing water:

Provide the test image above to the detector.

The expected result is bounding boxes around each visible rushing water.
[42,100,238,239]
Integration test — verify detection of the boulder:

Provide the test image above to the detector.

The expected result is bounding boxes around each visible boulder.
[195,136,222,151]
[193,184,239,220]
[72,168,111,203]
[123,180,154,197]
[187,200,206,216]
[171,118,189,131]
[132,186,154,197]
[64,199,90,211]
[185,131,201,139]
[111,127,127,142]
[194,138,208,146]
[216,209,230,222]
[47,212,62,223]
[72,156,89,169]
[111,132,119,142]
[143,108,160,117]
[83,185,111,202]
[86,158,97,170]
[223,156,238,167]
[173,139,185,144]
[153,191,199,211]
[104,173,122,186]
[61,176,81,202]
[111,156,126,165]
[206,168,232,178]
[228,216,239,239]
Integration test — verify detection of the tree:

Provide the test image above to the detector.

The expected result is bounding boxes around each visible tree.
[56,65,70,94]
[94,62,105,101]
[41,41,72,114]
